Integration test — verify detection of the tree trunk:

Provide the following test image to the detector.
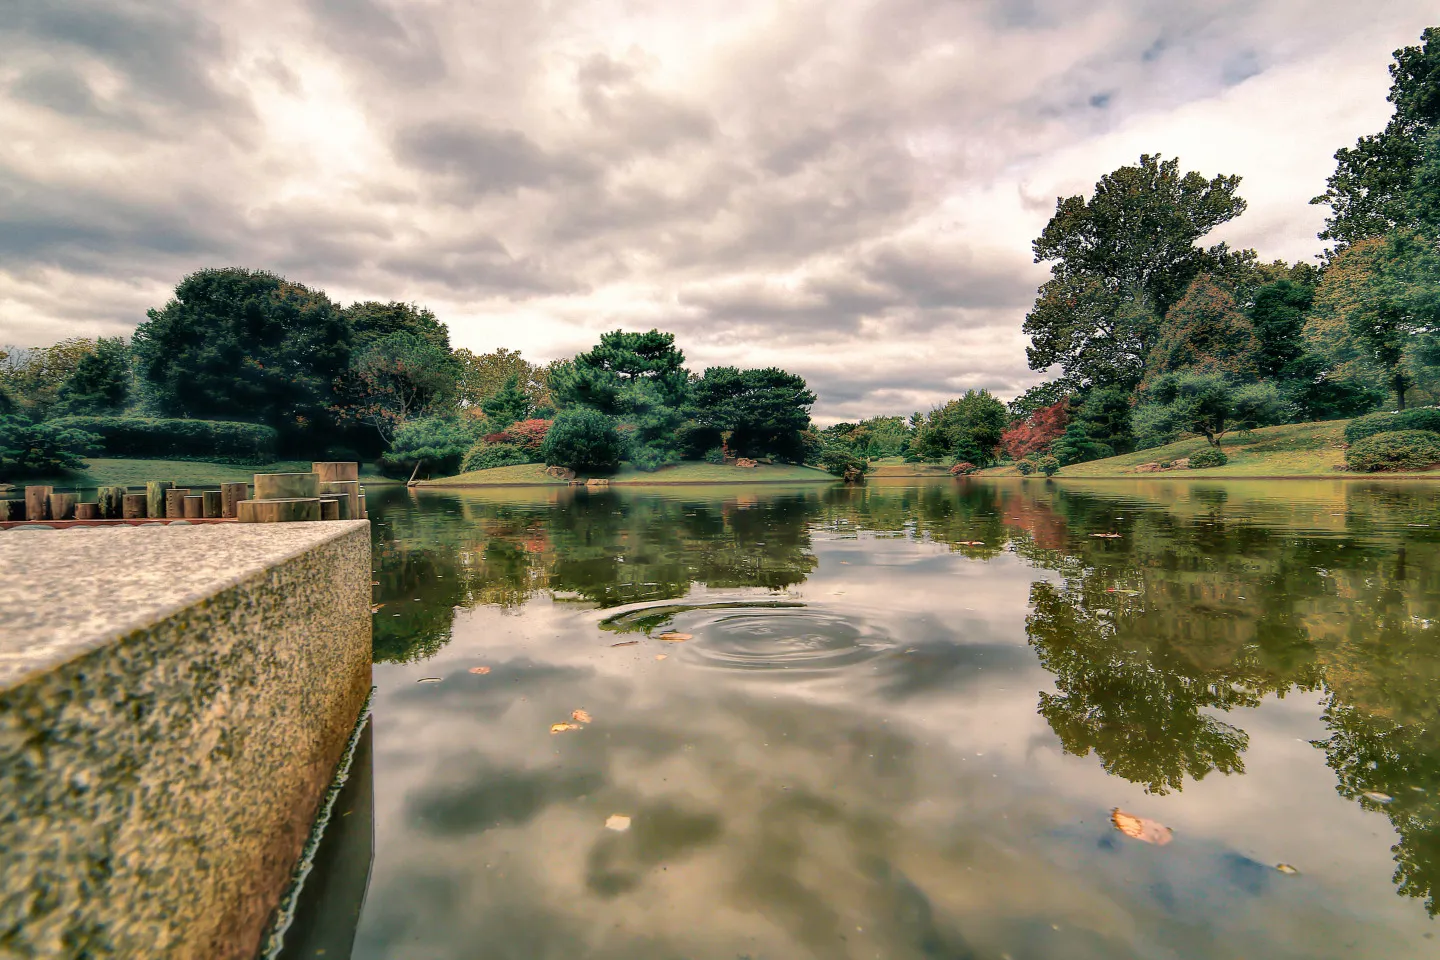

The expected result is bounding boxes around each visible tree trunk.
[203,490,223,518]
[75,503,100,520]
[147,481,173,519]
[48,493,77,520]
[183,495,205,518]
[165,488,190,518]
[407,460,424,486]
[1395,373,1408,411]
[253,472,320,500]
[220,482,249,518]
[122,494,148,519]
[312,462,360,483]
[237,498,322,523]
[25,485,52,521]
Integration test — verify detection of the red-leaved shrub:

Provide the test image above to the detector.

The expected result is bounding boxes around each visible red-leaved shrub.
[1000,400,1068,460]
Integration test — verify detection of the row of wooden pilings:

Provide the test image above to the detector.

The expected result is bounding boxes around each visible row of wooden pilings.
[0,462,369,524]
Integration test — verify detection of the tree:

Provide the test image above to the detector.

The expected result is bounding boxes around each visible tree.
[380,416,476,478]
[1050,386,1133,464]
[1025,155,1252,389]
[913,390,1008,465]
[540,408,625,472]
[1145,274,1260,381]
[1133,371,1289,448]
[334,332,458,444]
[480,375,533,430]
[0,415,100,480]
[455,347,552,413]
[133,269,351,448]
[1000,400,1068,460]
[551,329,689,414]
[1313,28,1440,246]
[1007,380,1073,421]
[1250,278,1316,379]
[691,366,816,461]
[345,301,450,351]
[54,337,131,415]
[0,338,99,416]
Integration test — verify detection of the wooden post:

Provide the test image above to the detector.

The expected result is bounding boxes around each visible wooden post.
[0,500,22,521]
[220,482,249,519]
[320,498,341,521]
[147,481,173,519]
[312,462,359,483]
[253,473,320,500]
[358,486,368,519]
[48,493,77,520]
[237,498,321,523]
[122,494,148,519]
[97,485,127,519]
[25,485,52,521]
[203,491,223,518]
[183,495,205,518]
[165,488,190,519]
[320,480,360,519]
[75,503,100,520]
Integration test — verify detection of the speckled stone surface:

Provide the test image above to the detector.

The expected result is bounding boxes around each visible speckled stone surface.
[0,521,372,960]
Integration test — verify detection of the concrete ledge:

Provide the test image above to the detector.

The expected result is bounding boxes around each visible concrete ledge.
[0,521,372,959]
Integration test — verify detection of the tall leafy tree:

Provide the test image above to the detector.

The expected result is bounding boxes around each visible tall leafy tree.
[913,390,1008,465]
[1250,278,1316,379]
[336,332,459,443]
[1145,274,1260,381]
[1051,386,1134,465]
[455,347,552,412]
[1313,27,1440,246]
[551,329,689,414]
[1133,371,1290,449]
[0,338,99,416]
[55,337,131,415]
[345,301,450,351]
[691,366,816,460]
[480,375,533,431]
[1024,155,1252,389]
[133,268,351,446]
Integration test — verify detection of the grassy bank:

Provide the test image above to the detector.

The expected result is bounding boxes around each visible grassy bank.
[867,458,953,478]
[978,421,1439,480]
[422,460,837,487]
[8,458,396,489]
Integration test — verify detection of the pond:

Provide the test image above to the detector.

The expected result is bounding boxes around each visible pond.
[298,478,1440,960]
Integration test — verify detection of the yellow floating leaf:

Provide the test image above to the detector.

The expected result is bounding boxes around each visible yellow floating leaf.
[655,654,668,661]
[605,814,631,832]
[468,666,491,675]
[572,709,592,724]
[550,722,581,734]
[659,632,693,642]
[1276,863,1299,875]
[1091,533,1123,539]
[1111,808,1173,845]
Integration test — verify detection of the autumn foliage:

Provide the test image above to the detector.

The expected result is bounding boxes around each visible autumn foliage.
[484,418,552,452]
[1000,400,1069,460]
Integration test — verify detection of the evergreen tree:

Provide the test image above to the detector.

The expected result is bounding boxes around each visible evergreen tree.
[55,337,130,415]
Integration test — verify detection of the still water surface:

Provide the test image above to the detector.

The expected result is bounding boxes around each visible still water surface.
[337,479,1440,959]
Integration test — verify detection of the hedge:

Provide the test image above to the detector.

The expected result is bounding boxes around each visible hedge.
[1344,408,1440,445]
[1188,447,1228,468]
[47,416,279,464]
[1345,430,1440,472]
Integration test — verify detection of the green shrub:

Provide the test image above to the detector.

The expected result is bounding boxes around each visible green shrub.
[1016,459,1035,476]
[47,416,278,463]
[1344,411,1401,445]
[1037,455,1060,477]
[1188,447,1229,468]
[1397,408,1440,434]
[818,445,866,479]
[540,409,624,473]
[703,445,726,464]
[382,417,477,477]
[462,441,530,472]
[0,415,100,479]
[1345,430,1440,472]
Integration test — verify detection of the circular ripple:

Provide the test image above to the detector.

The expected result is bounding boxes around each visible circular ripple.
[678,609,892,673]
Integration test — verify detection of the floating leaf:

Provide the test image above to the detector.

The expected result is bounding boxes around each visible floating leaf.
[611,640,640,647]
[655,654,668,661]
[1092,533,1123,539]
[1111,808,1173,845]
[468,666,491,675]
[605,814,631,832]
[1363,791,1393,804]
[957,540,985,546]
[659,632,692,642]
[371,603,385,613]
[572,709,592,724]
[550,722,581,734]
[1276,863,1300,875]
[371,580,380,585]
[417,677,442,684]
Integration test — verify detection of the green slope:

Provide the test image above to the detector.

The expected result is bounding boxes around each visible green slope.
[423,461,836,486]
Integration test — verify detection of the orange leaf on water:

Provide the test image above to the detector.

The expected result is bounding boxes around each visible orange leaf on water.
[572,709,592,723]
[1111,808,1172,845]
[655,654,668,661]
[659,632,692,642]
[469,666,491,675]
[550,722,581,734]
[371,603,385,613]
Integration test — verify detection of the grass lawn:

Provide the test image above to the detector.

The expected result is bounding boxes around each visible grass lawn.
[867,457,952,477]
[977,420,1439,479]
[422,460,837,486]
[8,458,396,490]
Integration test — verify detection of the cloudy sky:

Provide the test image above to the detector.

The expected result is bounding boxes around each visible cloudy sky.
[1,1,1434,422]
